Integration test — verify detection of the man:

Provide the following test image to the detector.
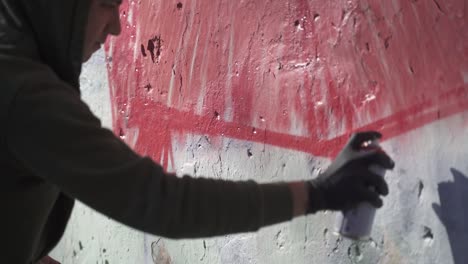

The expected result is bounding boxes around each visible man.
[0,0,394,263]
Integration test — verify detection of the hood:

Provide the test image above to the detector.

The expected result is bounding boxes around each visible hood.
[0,0,91,87]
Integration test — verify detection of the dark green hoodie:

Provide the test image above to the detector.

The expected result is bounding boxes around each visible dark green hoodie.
[0,1,293,263]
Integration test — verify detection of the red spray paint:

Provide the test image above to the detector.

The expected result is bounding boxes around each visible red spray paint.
[105,0,468,169]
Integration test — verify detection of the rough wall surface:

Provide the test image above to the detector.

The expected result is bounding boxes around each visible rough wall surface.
[52,0,468,263]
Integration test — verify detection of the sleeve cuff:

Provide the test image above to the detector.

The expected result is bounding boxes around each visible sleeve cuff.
[258,183,294,227]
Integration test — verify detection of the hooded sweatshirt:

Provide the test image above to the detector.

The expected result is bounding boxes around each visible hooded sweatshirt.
[0,1,293,263]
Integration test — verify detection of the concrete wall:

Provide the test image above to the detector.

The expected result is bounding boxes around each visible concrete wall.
[52,0,468,263]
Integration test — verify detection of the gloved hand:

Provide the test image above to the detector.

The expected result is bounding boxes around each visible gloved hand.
[307,131,395,213]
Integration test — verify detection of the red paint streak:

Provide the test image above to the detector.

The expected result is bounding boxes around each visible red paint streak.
[106,0,468,169]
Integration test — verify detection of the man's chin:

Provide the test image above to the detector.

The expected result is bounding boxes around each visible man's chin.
[82,45,102,62]
[82,52,92,62]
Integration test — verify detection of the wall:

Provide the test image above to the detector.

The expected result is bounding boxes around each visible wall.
[52,0,468,263]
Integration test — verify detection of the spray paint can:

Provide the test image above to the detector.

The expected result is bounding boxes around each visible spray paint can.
[333,139,386,240]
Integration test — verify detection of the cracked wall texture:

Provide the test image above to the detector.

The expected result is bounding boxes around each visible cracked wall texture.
[52,0,467,263]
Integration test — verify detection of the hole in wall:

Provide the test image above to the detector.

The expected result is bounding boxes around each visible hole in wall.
[214,111,220,120]
[422,226,434,245]
[347,243,363,262]
[418,180,424,198]
[313,13,320,21]
[145,83,153,92]
[141,44,147,57]
[247,149,253,158]
[119,128,125,139]
[384,36,391,49]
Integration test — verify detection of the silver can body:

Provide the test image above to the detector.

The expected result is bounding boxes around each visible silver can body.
[334,161,386,240]
[333,200,377,240]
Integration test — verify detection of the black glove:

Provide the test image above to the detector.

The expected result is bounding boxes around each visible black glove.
[307,131,395,213]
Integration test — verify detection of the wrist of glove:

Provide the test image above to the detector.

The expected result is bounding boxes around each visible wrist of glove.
[306,131,395,214]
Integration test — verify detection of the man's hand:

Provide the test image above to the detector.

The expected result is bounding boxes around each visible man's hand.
[307,131,395,213]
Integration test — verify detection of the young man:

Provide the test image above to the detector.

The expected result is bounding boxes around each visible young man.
[0,0,394,263]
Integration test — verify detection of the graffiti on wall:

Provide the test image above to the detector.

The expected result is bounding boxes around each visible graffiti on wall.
[105,0,467,168]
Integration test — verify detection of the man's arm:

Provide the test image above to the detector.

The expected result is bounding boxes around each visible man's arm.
[6,80,294,238]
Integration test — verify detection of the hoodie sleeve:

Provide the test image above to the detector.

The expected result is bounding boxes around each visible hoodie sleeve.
[6,79,293,238]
